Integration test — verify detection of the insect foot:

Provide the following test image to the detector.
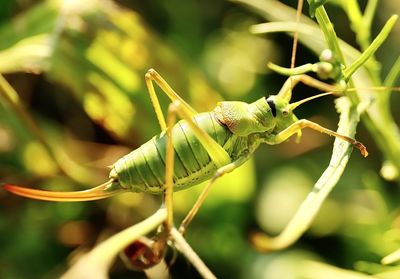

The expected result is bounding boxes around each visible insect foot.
[354,141,368,157]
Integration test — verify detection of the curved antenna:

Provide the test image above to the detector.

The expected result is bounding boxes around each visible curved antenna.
[345,86,400,93]
[3,179,122,202]
[289,86,400,112]
[289,91,336,111]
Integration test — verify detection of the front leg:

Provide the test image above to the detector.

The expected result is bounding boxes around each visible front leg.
[178,155,249,235]
[262,119,368,157]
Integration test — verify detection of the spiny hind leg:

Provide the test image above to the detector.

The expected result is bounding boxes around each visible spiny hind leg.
[163,103,177,231]
[163,100,232,231]
[145,69,198,131]
[178,156,248,235]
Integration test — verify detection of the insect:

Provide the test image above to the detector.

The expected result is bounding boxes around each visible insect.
[4,68,367,235]
[2,0,400,278]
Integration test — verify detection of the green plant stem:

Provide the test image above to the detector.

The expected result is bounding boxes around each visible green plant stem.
[61,209,215,279]
[313,5,346,68]
[343,0,369,51]
[383,56,400,98]
[343,15,398,81]
[241,0,400,180]
[237,0,400,250]
[252,20,400,178]
[239,0,362,251]
[252,97,359,250]
[325,3,400,181]
[364,0,378,33]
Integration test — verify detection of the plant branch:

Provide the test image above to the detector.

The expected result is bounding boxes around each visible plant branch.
[343,15,398,81]
[170,228,217,279]
[241,0,400,179]
[61,207,168,279]
[251,97,360,250]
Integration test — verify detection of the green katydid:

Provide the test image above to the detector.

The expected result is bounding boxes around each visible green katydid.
[2,0,400,276]
[7,0,394,258]
[4,68,367,235]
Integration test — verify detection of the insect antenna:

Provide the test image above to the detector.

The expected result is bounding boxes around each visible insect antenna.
[3,179,122,202]
[287,85,400,112]
[345,86,400,93]
[289,86,400,111]
[289,91,337,111]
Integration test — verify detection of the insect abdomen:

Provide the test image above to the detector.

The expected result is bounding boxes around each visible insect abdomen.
[111,112,232,193]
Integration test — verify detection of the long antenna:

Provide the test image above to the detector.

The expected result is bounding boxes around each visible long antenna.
[289,85,400,111]
[345,86,400,93]
[289,91,335,111]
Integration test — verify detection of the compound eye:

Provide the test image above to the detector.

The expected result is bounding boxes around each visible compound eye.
[266,99,277,117]
[282,109,289,117]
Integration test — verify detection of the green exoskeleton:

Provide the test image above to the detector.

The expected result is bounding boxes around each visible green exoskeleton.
[4,68,367,235]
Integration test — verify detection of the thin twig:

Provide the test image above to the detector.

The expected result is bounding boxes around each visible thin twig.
[290,0,303,70]
[170,228,217,279]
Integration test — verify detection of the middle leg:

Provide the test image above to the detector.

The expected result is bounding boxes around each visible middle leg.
[278,74,343,101]
[178,155,248,235]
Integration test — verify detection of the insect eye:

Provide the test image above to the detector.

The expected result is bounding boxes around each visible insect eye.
[266,99,277,117]
[282,109,289,117]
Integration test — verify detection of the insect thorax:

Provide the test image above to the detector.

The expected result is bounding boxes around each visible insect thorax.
[214,98,276,136]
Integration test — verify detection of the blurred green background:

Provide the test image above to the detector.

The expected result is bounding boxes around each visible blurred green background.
[0,0,400,278]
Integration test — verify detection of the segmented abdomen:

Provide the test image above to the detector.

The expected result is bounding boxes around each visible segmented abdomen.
[110,112,232,193]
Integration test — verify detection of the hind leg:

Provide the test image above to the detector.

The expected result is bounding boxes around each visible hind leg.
[163,99,232,231]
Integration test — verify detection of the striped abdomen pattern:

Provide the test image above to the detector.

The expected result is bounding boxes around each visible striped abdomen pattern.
[111,112,236,194]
